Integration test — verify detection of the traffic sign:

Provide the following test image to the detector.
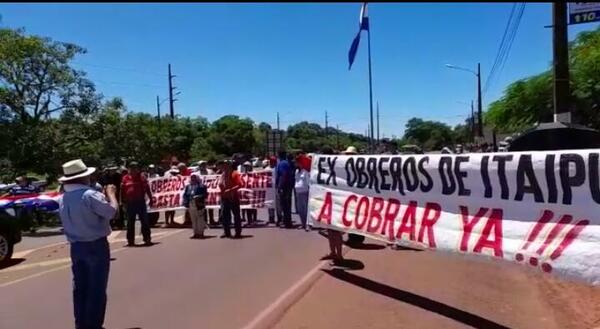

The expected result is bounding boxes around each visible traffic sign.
[569,3,600,25]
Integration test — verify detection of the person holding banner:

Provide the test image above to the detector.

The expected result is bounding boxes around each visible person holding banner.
[295,154,311,231]
[163,166,179,227]
[184,174,208,239]
[276,151,294,229]
[267,156,279,225]
[121,162,153,246]
[320,147,344,265]
[198,161,216,226]
[219,161,243,238]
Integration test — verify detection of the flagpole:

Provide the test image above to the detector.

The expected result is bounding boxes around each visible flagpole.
[367,21,375,153]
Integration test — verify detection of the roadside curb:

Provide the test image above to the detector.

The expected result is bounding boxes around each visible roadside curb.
[242,247,351,329]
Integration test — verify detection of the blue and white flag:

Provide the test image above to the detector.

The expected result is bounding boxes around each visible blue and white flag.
[348,3,369,70]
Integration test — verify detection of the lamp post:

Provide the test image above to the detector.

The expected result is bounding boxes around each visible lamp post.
[446,63,483,137]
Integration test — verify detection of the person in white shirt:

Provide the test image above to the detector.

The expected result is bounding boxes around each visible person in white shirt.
[294,154,311,231]
[163,166,179,227]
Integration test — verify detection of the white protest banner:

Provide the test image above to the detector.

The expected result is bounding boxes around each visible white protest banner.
[309,150,600,285]
[148,170,275,212]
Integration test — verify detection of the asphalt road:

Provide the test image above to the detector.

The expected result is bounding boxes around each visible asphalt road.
[2,210,600,329]
[1,210,328,329]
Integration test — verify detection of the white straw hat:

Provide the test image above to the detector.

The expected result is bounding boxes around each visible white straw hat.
[59,159,96,183]
[342,146,358,155]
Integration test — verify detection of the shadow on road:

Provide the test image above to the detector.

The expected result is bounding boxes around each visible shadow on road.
[232,235,254,240]
[330,259,365,271]
[22,230,64,238]
[322,268,511,329]
[345,242,386,251]
[0,258,25,270]
[125,242,162,248]
[392,245,424,252]
[198,235,217,240]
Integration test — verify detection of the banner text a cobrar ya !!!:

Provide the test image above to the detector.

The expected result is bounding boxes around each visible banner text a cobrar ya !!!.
[309,151,600,285]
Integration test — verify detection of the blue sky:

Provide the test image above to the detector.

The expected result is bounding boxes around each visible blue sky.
[1,3,599,137]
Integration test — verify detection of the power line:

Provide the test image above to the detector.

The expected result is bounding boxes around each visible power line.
[71,61,166,77]
[496,4,525,86]
[485,3,517,94]
[93,79,163,89]
[484,3,525,95]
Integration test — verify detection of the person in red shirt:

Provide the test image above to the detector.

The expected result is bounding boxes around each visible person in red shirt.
[219,161,243,238]
[121,161,153,246]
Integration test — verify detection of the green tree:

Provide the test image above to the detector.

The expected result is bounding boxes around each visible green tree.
[0,28,100,123]
[486,26,600,132]
[0,28,101,179]
[403,118,454,150]
[207,115,256,156]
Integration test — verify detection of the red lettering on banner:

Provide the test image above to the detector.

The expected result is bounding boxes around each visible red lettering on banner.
[396,201,417,241]
[418,202,441,248]
[459,206,504,258]
[366,197,385,233]
[472,208,503,257]
[381,198,401,241]
[317,192,333,224]
[342,195,358,228]
[355,196,370,230]
[459,206,488,252]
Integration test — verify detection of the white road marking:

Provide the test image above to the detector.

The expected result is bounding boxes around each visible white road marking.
[242,247,350,329]
[11,227,177,260]
[0,229,186,288]
[13,241,67,259]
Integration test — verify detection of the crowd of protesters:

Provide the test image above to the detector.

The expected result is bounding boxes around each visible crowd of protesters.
[82,151,317,241]
[46,147,359,329]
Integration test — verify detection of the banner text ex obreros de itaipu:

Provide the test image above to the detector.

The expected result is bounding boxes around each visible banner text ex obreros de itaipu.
[309,150,600,285]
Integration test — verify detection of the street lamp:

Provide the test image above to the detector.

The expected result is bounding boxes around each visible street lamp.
[446,63,483,137]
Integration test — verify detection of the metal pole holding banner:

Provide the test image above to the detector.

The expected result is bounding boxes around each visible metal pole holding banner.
[553,2,571,123]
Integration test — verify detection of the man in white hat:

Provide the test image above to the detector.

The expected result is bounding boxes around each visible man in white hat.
[58,159,119,329]
[341,145,358,155]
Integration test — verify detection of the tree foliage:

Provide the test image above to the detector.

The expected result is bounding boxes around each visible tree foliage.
[0,28,100,123]
[486,26,600,132]
[403,118,455,150]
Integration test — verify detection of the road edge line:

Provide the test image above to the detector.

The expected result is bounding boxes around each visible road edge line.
[242,247,351,329]
[0,229,186,288]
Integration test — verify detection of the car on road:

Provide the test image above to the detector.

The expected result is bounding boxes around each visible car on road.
[0,208,22,265]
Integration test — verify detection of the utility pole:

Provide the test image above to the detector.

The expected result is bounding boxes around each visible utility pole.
[168,64,176,119]
[477,63,483,137]
[553,2,571,123]
[470,100,475,142]
[156,95,161,123]
[376,101,380,146]
[325,110,329,137]
[367,23,375,152]
[336,124,340,151]
[277,112,280,131]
